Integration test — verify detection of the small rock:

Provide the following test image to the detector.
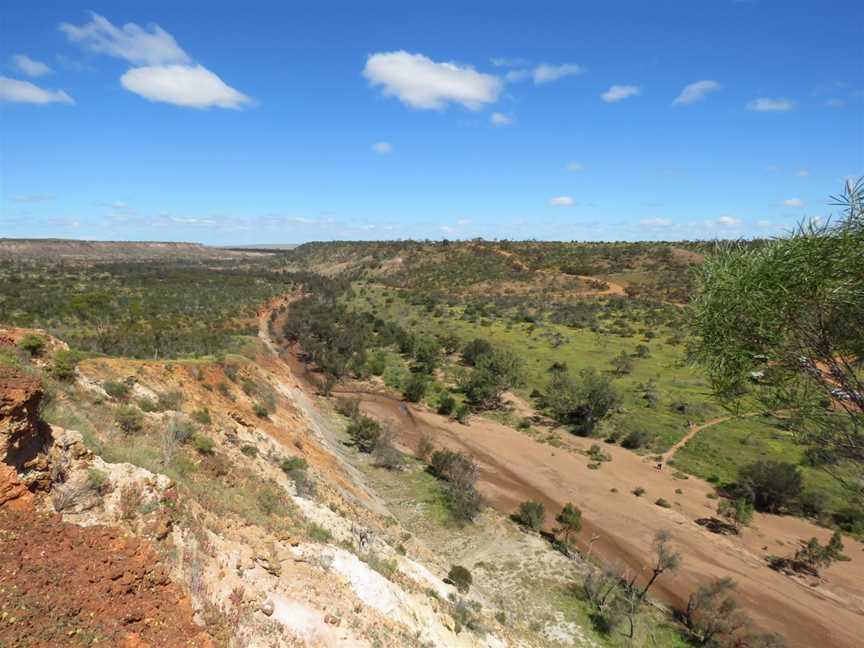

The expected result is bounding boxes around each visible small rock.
[324,614,340,626]
[260,600,274,616]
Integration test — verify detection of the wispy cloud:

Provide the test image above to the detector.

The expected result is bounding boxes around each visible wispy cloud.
[640,217,672,227]
[490,112,513,126]
[9,193,56,203]
[11,54,52,77]
[532,63,583,84]
[673,80,720,105]
[716,215,742,227]
[60,12,189,65]
[490,57,527,68]
[549,196,574,206]
[824,98,845,108]
[796,168,810,177]
[0,77,73,104]
[363,51,502,110]
[601,84,640,103]
[565,162,584,172]
[746,97,795,112]
[783,198,803,207]
[371,141,392,154]
[61,13,251,109]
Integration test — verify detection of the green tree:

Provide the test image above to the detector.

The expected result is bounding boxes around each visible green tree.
[738,461,803,514]
[516,500,545,531]
[403,373,427,403]
[690,177,864,501]
[556,503,582,545]
[545,367,620,436]
[462,348,523,410]
[448,565,473,593]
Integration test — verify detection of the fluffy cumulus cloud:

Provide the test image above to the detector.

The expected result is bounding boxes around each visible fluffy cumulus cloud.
[746,97,795,112]
[549,196,574,206]
[60,12,189,65]
[601,84,640,103]
[490,112,513,126]
[532,63,583,84]
[0,76,73,104]
[61,13,250,109]
[120,65,251,109]
[371,141,392,154]
[673,80,720,105]
[362,51,502,110]
[783,198,804,207]
[11,54,52,77]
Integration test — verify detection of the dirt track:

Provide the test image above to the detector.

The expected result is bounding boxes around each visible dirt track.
[265,297,864,648]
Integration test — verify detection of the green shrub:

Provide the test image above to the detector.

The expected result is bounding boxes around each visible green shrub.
[51,349,86,380]
[308,523,332,543]
[346,415,382,452]
[115,405,144,434]
[403,373,427,403]
[156,390,184,411]
[655,498,672,508]
[448,565,473,593]
[193,435,215,455]
[86,468,110,495]
[632,486,646,497]
[280,456,308,473]
[240,444,259,458]
[737,460,803,514]
[516,500,545,530]
[192,407,212,425]
[18,334,45,356]
[102,380,130,400]
[437,392,456,416]
[252,402,269,419]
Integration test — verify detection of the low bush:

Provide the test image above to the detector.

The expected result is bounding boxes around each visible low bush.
[103,380,130,400]
[115,405,144,434]
[516,500,545,530]
[18,334,45,356]
[448,565,473,593]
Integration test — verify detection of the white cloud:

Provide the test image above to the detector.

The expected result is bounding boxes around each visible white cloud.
[440,225,455,234]
[362,51,502,110]
[601,84,640,103]
[61,14,251,110]
[120,65,251,109]
[490,112,513,126]
[796,168,810,177]
[783,198,804,207]
[0,76,74,104]
[505,69,529,82]
[60,12,189,65]
[9,193,56,203]
[824,98,845,108]
[717,215,742,226]
[640,217,672,226]
[746,97,795,112]
[490,57,527,68]
[549,196,574,206]
[371,141,392,154]
[565,162,584,172]
[532,63,583,84]
[673,80,720,105]
[456,218,471,226]
[757,220,774,229]
[11,54,52,77]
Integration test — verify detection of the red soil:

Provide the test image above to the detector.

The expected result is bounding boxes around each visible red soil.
[0,508,213,648]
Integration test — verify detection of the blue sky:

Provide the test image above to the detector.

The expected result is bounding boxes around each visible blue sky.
[1,1,862,244]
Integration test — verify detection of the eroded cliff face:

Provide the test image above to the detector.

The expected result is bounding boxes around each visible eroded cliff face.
[0,368,46,510]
